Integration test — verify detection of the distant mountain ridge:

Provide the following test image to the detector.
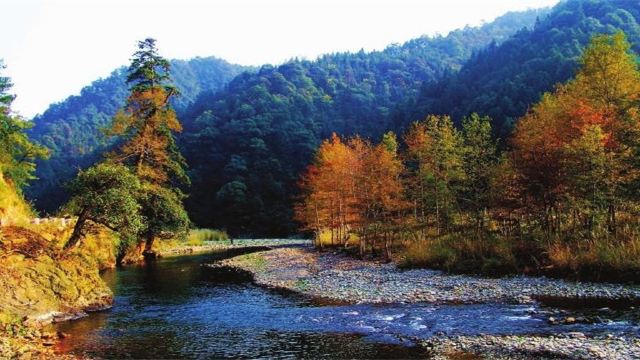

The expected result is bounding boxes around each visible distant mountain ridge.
[27,57,250,211]
[26,7,550,234]
[410,0,640,137]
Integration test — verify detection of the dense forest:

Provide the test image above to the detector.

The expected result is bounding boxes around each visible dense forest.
[181,0,640,236]
[297,31,640,280]
[26,57,249,211]
[412,0,640,138]
[28,8,545,235]
[179,9,547,235]
[24,0,640,238]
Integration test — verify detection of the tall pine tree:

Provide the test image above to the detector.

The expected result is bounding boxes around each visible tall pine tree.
[108,39,190,254]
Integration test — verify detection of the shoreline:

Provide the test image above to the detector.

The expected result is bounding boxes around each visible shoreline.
[210,245,640,359]
[156,238,310,257]
[211,246,640,305]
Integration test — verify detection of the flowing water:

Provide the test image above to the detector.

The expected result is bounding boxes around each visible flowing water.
[55,249,640,359]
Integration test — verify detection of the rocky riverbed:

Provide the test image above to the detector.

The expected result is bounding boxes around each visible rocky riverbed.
[158,238,310,256]
[212,246,640,359]
[424,334,640,359]
[213,246,640,305]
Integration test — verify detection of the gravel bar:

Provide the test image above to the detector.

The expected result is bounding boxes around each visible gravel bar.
[213,246,640,305]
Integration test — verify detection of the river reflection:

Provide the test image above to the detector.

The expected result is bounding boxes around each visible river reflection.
[55,250,640,359]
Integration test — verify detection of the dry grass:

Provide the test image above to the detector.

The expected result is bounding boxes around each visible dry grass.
[398,234,519,275]
[186,228,229,246]
[397,229,640,282]
[548,237,640,280]
[0,176,33,227]
[315,229,359,247]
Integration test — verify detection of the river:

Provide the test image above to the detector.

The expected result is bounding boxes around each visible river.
[54,249,640,359]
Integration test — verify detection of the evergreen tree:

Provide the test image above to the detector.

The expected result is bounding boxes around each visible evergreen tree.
[108,38,188,187]
[404,115,465,235]
[0,60,48,189]
[108,39,190,253]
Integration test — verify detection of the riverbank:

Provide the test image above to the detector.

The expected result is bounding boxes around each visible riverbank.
[424,334,640,359]
[157,238,310,257]
[0,226,113,358]
[213,246,640,305]
[212,246,640,359]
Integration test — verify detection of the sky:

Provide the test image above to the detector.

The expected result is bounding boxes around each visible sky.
[1,0,559,118]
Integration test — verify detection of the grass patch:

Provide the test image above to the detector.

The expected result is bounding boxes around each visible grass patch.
[398,230,640,282]
[315,229,360,248]
[230,252,268,272]
[0,176,33,227]
[547,236,640,282]
[295,278,309,291]
[186,228,229,246]
[398,233,536,277]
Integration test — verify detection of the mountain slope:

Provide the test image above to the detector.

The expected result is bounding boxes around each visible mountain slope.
[27,57,249,212]
[180,9,547,235]
[411,0,640,138]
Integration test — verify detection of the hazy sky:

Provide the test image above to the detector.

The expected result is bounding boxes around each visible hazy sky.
[2,0,559,118]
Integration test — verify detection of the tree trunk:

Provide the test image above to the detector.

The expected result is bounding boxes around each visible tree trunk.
[142,233,157,261]
[384,231,391,262]
[64,210,88,251]
[144,233,155,253]
[608,204,617,234]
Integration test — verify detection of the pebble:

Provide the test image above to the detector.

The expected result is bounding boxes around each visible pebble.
[215,245,640,360]
[424,335,640,360]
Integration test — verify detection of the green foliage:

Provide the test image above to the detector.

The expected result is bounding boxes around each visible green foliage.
[165,9,546,236]
[412,0,640,137]
[381,131,398,154]
[461,113,497,219]
[127,38,175,94]
[138,184,190,241]
[26,57,248,212]
[405,115,465,232]
[0,60,48,189]
[64,162,143,250]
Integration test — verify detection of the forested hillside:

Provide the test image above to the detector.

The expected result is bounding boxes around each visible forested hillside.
[411,0,640,138]
[26,8,544,233]
[180,9,546,235]
[26,57,249,211]
[33,1,640,238]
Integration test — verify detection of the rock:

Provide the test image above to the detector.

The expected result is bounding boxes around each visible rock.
[548,316,557,324]
[567,332,586,339]
[564,316,576,324]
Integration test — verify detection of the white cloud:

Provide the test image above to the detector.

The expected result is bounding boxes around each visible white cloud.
[1,0,559,118]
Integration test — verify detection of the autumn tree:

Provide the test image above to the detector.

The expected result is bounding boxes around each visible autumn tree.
[355,132,406,259]
[296,133,360,246]
[297,132,405,258]
[108,38,187,186]
[107,38,190,254]
[510,32,640,236]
